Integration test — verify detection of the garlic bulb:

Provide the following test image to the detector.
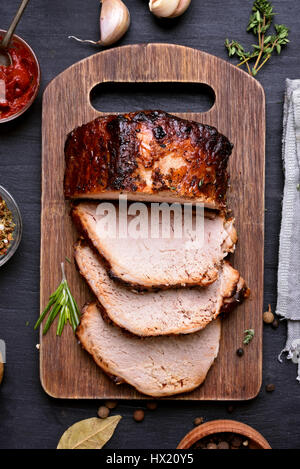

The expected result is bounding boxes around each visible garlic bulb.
[149,0,191,18]
[69,0,130,47]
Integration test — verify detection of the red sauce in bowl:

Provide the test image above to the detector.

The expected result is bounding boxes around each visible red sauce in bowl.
[0,32,39,121]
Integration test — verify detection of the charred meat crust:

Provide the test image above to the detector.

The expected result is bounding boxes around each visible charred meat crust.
[64,110,233,208]
[221,279,250,314]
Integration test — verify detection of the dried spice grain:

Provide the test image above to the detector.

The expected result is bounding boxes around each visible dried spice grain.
[227,404,234,413]
[231,435,243,448]
[263,305,274,324]
[194,417,204,426]
[0,196,15,256]
[271,319,279,329]
[266,383,275,393]
[207,442,217,449]
[105,400,118,409]
[218,441,229,449]
[193,432,251,450]
[133,409,144,422]
[146,401,158,411]
[97,406,110,419]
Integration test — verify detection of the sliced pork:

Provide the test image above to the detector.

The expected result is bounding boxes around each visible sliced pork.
[72,202,237,290]
[75,241,248,336]
[64,111,233,210]
[77,303,221,397]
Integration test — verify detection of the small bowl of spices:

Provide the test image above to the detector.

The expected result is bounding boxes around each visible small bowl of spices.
[0,30,40,123]
[0,186,22,267]
[177,420,271,450]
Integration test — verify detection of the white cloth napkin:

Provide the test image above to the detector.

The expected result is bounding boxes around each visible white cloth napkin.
[277,79,300,381]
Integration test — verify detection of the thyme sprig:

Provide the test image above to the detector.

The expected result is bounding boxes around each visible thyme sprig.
[243,329,255,345]
[34,263,80,336]
[225,0,289,76]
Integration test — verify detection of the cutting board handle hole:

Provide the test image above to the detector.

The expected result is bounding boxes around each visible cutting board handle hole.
[90,82,215,114]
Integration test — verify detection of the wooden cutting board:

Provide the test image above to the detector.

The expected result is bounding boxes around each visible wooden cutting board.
[41,43,265,400]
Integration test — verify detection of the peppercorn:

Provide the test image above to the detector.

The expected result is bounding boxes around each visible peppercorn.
[0,196,15,256]
[218,441,229,449]
[263,305,274,324]
[192,432,255,450]
[195,441,206,449]
[146,401,158,410]
[207,442,217,449]
[236,348,244,357]
[97,405,110,419]
[231,436,242,448]
[272,319,279,329]
[105,400,118,409]
[266,383,275,392]
[194,417,204,426]
[133,409,145,422]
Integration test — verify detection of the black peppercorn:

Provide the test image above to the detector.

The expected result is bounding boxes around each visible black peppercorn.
[146,401,158,410]
[266,383,275,392]
[236,348,244,357]
[272,319,279,329]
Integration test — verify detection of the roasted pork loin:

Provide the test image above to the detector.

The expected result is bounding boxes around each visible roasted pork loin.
[77,303,221,397]
[75,241,248,336]
[64,111,233,209]
[72,202,237,290]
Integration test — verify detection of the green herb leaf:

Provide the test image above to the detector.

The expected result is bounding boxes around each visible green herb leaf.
[225,1,289,77]
[243,329,255,345]
[34,263,80,336]
[57,416,122,450]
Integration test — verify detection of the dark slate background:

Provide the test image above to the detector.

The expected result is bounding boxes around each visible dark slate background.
[0,0,299,450]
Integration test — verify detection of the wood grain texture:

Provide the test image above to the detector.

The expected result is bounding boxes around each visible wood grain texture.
[41,43,265,400]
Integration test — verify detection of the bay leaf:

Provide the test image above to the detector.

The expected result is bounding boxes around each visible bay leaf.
[57,415,121,449]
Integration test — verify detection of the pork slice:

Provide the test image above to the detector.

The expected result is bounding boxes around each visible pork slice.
[64,111,233,210]
[75,241,247,336]
[72,202,237,290]
[77,303,221,397]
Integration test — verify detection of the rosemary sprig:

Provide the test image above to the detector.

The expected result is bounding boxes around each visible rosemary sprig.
[243,329,255,345]
[225,0,289,76]
[34,263,80,336]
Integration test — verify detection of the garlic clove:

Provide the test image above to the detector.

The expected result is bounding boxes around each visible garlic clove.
[169,0,191,18]
[100,0,130,46]
[69,0,130,47]
[149,0,180,18]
